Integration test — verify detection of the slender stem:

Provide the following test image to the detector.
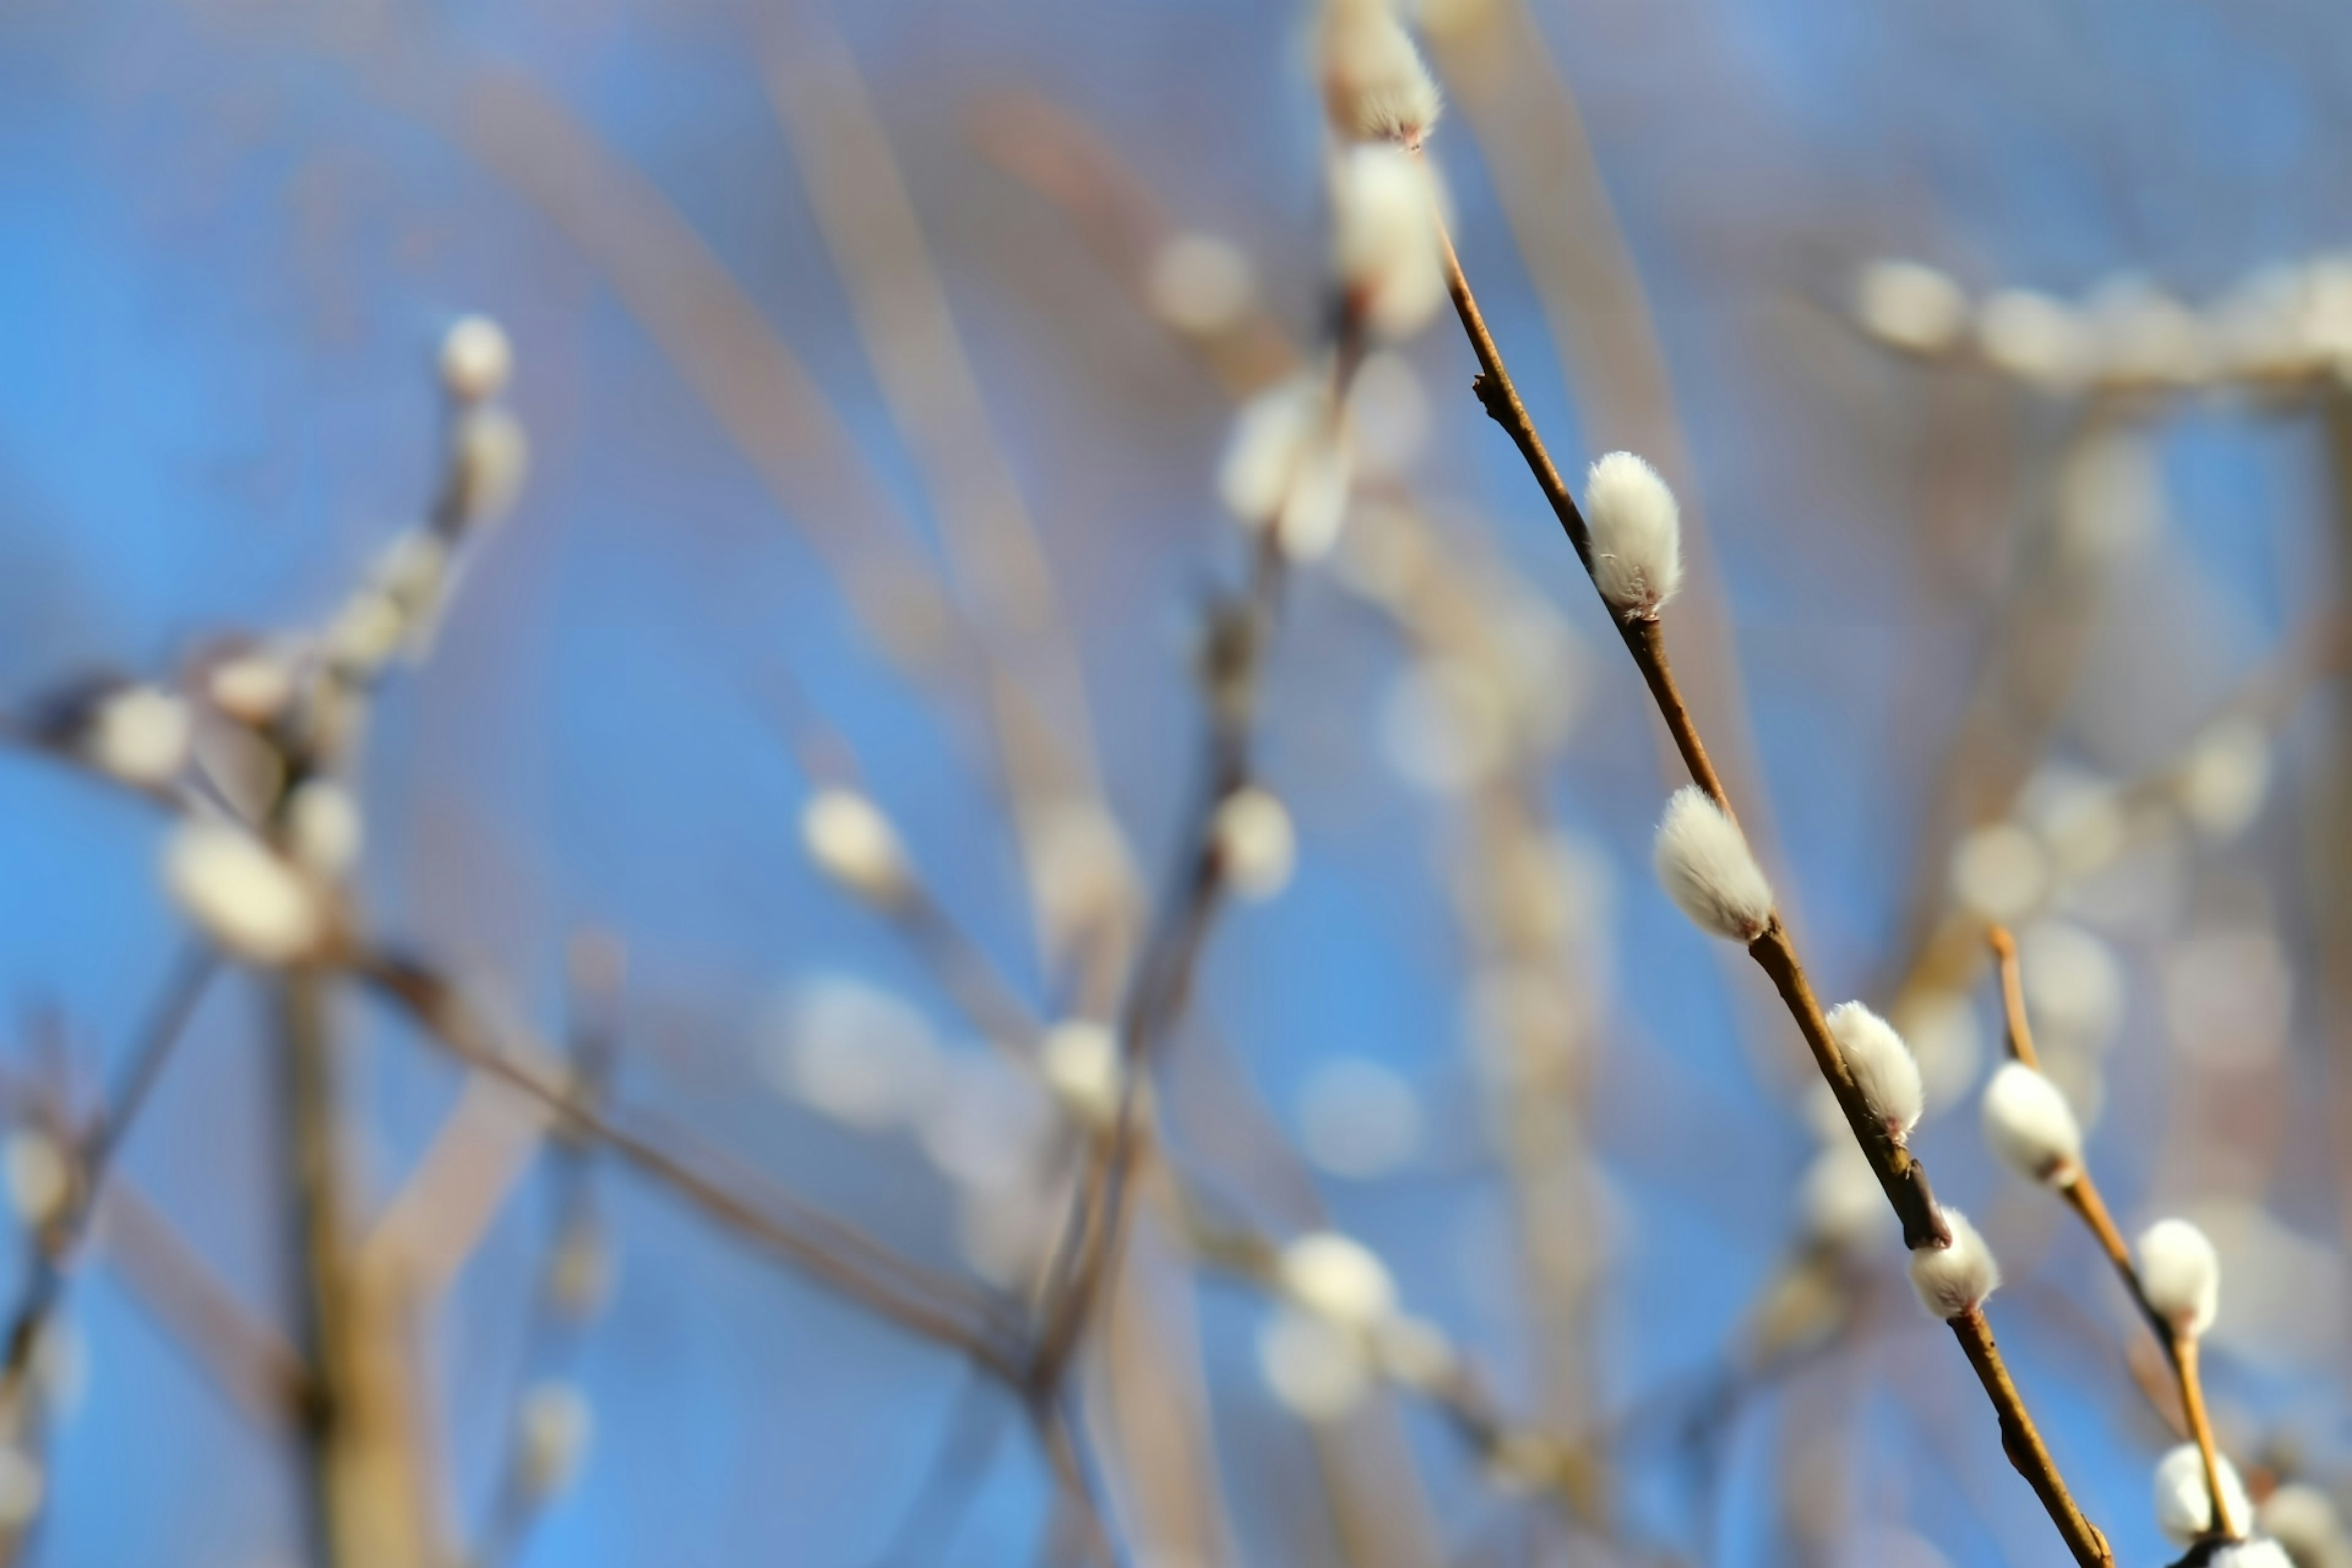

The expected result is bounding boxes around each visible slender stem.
[2174,1335,2235,1539]
[1948,1309,2114,1566]
[1994,927,2237,1535]
[350,951,1026,1383]
[1438,211,2111,1566]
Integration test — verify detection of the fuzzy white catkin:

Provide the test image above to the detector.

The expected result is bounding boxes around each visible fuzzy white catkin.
[286,780,364,880]
[2138,1218,2221,1339]
[163,822,327,965]
[1853,259,1970,355]
[1980,1061,2084,1186]
[1039,1020,1123,1130]
[2210,1542,2295,1568]
[518,1381,592,1498]
[1908,1207,2000,1319]
[1212,786,1297,900]
[1218,373,1354,560]
[439,315,513,404]
[2154,1442,2252,1544]
[207,650,297,727]
[449,405,530,527]
[1824,1001,1924,1144]
[1279,1231,1397,1329]
[1331,144,1446,341]
[85,685,191,788]
[1583,452,1684,619]
[2257,1484,2351,1568]
[1318,0,1442,147]
[1652,786,1774,943]
[3,1131,69,1230]
[800,789,909,906]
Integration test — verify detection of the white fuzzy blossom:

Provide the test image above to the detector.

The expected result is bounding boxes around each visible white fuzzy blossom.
[1908,1207,2000,1319]
[2256,1484,2351,1568]
[163,821,328,965]
[1652,786,1773,943]
[1854,259,1970,354]
[1977,289,2086,387]
[1279,1231,1396,1330]
[2138,1218,2221,1340]
[439,314,513,405]
[447,405,530,529]
[1257,1306,1371,1422]
[83,685,190,788]
[1218,372,1354,560]
[1331,143,1447,341]
[1980,1061,2084,1186]
[2,1131,70,1230]
[1212,786,1297,900]
[206,650,298,727]
[1582,452,1684,620]
[517,1381,592,1498]
[2154,1441,2250,1545]
[1039,1020,1123,1130]
[1145,233,1256,336]
[800,788,910,907]
[285,780,364,880]
[1318,0,1442,148]
[1825,1001,1923,1144]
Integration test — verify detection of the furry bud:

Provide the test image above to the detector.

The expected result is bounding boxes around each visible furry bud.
[1583,451,1684,620]
[1319,0,1442,148]
[1212,786,1297,900]
[1332,144,1447,341]
[1909,1207,2000,1319]
[1218,372,1354,560]
[1039,1020,1123,1130]
[2137,1218,2220,1340]
[1279,1231,1396,1329]
[1825,1001,1923,1144]
[439,315,513,404]
[2154,1441,2250,1545]
[1980,1061,2083,1186]
[801,789,910,907]
[163,821,328,965]
[1652,786,1773,943]
[83,685,191,788]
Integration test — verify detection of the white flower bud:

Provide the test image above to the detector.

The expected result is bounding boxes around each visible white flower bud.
[2138,1218,2220,1340]
[1218,372,1354,560]
[83,685,190,788]
[1652,786,1773,943]
[2155,1441,2250,1545]
[0,1448,43,1529]
[1800,1140,1884,1248]
[1854,259,1969,354]
[800,789,910,907]
[448,405,530,528]
[286,780,364,880]
[163,821,328,965]
[1825,1001,1924,1144]
[1257,1306,1371,1422]
[1279,1231,1396,1329]
[439,314,513,404]
[207,650,298,727]
[1145,233,1256,337]
[1582,451,1684,620]
[1980,1061,2083,1186]
[2256,1485,2349,1568]
[1212,786,1296,901]
[3,1131,70,1229]
[1039,1020,1123,1130]
[1319,0,1442,148]
[1977,289,2087,387]
[1909,1207,2000,1319]
[1332,144,1446,341]
[518,1380,592,1498]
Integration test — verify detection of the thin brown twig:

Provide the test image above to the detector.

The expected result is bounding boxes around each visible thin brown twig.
[349,948,1028,1384]
[1989,927,2239,1540]
[1436,209,2113,1566]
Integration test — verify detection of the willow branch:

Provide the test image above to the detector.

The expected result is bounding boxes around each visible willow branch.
[347,948,1026,1383]
[1438,216,2112,1566]
[1990,927,2236,1538]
